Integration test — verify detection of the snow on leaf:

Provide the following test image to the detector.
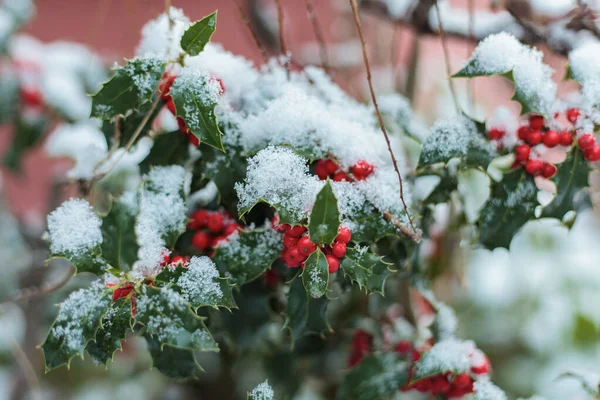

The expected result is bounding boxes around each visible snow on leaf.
[85,298,132,365]
[415,338,477,378]
[308,180,340,245]
[341,246,395,294]
[136,7,190,60]
[302,248,329,299]
[473,379,508,400]
[248,381,274,400]
[180,11,217,56]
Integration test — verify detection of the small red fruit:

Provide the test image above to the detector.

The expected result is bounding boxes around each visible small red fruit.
[192,231,211,250]
[170,255,188,266]
[559,131,573,146]
[585,145,600,162]
[525,160,544,176]
[324,160,338,175]
[471,357,491,374]
[332,241,347,258]
[542,130,560,148]
[210,75,225,94]
[21,86,44,107]
[284,247,303,268]
[431,375,452,395]
[567,108,580,124]
[212,235,228,248]
[415,378,433,393]
[578,133,595,150]
[207,213,224,233]
[542,163,557,178]
[263,269,280,288]
[161,253,171,266]
[332,172,349,182]
[487,127,505,140]
[411,348,421,362]
[514,144,531,162]
[453,372,472,389]
[529,115,545,130]
[314,160,329,180]
[352,160,375,180]
[517,126,530,141]
[223,224,240,237]
[283,233,300,249]
[527,129,543,145]
[335,226,352,244]
[326,254,340,273]
[394,340,411,354]
[297,236,317,256]
[192,209,209,228]
[288,225,307,237]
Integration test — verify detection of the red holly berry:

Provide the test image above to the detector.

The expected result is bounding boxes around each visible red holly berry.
[160,252,171,266]
[559,131,573,146]
[352,160,375,180]
[394,339,412,354]
[332,171,349,182]
[487,128,505,140]
[314,160,329,180]
[517,126,530,141]
[326,254,340,273]
[284,247,304,268]
[431,375,452,395]
[453,372,472,389]
[192,231,211,250]
[283,233,300,249]
[542,130,560,148]
[525,160,544,176]
[192,209,209,228]
[415,378,433,393]
[20,86,44,108]
[263,269,280,288]
[288,225,307,237]
[567,108,580,124]
[210,75,225,94]
[578,133,595,150]
[297,236,317,256]
[348,330,372,367]
[212,235,228,248]
[514,144,531,162]
[170,255,188,266]
[112,283,134,301]
[335,226,352,244]
[585,145,600,162]
[527,129,543,145]
[324,160,338,175]
[529,115,545,130]
[411,348,422,362]
[207,213,224,233]
[542,163,557,178]
[471,357,491,374]
[223,223,240,237]
[332,241,347,258]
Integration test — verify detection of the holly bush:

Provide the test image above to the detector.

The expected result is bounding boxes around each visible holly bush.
[6,4,597,400]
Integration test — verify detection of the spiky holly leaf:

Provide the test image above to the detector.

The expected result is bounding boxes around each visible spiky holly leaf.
[478,170,538,249]
[302,248,329,299]
[337,353,409,400]
[91,57,165,119]
[140,130,190,174]
[283,277,332,341]
[3,116,49,171]
[542,149,590,221]
[197,140,248,205]
[212,228,283,285]
[350,206,400,243]
[42,282,111,370]
[170,68,224,151]
[308,180,340,245]
[135,286,219,352]
[417,117,496,171]
[248,380,275,400]
[145,335,203,379]
[341,246,395,294]
[100,196,139,272]
[181,11,217,56]
[85,298,132,365]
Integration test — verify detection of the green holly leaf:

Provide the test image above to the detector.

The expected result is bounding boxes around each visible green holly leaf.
[3,116,49,171]
[301,248,329,299]
[181,11,217,56]
[42,282,112,371]
[283,277,332,341]
[171,68,224,151]
[417,117,496,171]
[337,353,409,400]
[91,57,165,119]
[85,298,132,365]
[341,246,395,294]
[100,196,139,272]
[212,228,283,285]
[308,181,340,245]
[136,286,219,352]
[197,140,248,205]
[542,149,590,221]
[248,380,275,400]
[422,173,459,205]
[140,130,190,174]
[101,99,164,147]
[145,335,204,379]
[478,170,538,249]
[350,206,400,243]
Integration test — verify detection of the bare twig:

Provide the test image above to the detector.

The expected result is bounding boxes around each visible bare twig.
[404,33,420,102]
[304,0,331,74]
[165,0,174,29]
[433,0,460,114]
[2,264,75,304]
[348,0,420,242]
[231,0,269,64]
[273,0,290,77]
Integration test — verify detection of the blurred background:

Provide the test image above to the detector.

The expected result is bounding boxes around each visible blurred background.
[0,0,598,399]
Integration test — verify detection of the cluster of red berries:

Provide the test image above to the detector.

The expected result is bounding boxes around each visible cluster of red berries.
[275,219,351,273]
[314,159,375,182]
[189,209,242,254]
[398,339,490,399]
[20,86,44,109]
[158,71,224,146]
[348,329,373,367]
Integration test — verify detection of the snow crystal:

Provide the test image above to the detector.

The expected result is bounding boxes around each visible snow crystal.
[465,33,556,114]
[250,382,274,400]
[122,57,164,98]
[170,66,221,111]
[433,303,458,341]
[378,93,429,141]
[308,264,326,297]
[473,379,507,400]
[415,339,475,377]
[177,256,223,305]
[47,198,102,257]
[136,7,190,60]
[144,165,187,194]
[235,146,324,222]
[569,42,600,110]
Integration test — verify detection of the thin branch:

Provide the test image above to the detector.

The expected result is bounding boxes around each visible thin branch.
[2,265,75,304]
[467,0,476,114]
[231,0,269,64]
[304,0,331,75]
[273,0,290,77]
[433,0,460,114]
[348,0,421,242]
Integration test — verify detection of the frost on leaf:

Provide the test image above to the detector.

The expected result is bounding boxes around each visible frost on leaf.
[418,116,496,171]
[46,198,104,275]
[341,246,394,294]
[42,281,111,370]
[431,303,458,342]
[136,7,190,60]
[170,66,224,151]
[85,298,132,365]
[453,32,556,115]
[302,249,329,299]
[415,339,477,378]
[568,42,600,109]
[236,146,324,225]
[211,226,283,285]
[473,379,508,400]
[248,381,274,400]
